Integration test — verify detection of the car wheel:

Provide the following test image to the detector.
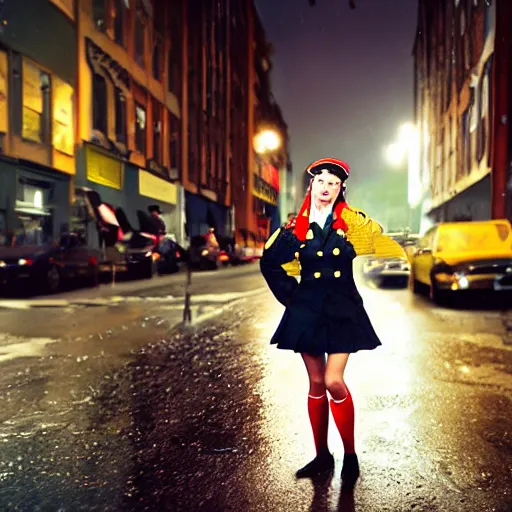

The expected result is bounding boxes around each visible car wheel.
[46,265,61,294]
[429,278,449,306]
[87,264,99,287]
[141,258,155,279]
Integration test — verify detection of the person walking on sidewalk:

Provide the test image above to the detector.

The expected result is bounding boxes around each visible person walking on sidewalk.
[260,157,404,488]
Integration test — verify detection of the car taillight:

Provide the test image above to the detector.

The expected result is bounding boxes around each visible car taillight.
[88,256,98,266]
[18,258,33,266]
[176,251,181,258]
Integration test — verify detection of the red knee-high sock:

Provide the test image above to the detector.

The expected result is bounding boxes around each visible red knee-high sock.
[307,394,329,455]
[329,390,355,454]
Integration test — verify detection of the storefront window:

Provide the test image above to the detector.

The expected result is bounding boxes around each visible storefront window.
[11,214,53,246]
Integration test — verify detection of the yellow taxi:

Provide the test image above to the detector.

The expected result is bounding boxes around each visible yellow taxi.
[409,219,512,304]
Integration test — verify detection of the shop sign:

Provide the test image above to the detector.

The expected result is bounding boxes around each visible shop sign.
[85,38,131,91]
[86,145,123,190]
[253,174,278,205]
[139,170,177,205]
[52,76,74,155]
[0,51,7,134]
[261,163,280,192]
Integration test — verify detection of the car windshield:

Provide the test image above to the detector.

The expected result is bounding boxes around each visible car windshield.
[436,222,511,253]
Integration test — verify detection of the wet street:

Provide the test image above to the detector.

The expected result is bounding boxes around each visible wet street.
[0,262,511,512]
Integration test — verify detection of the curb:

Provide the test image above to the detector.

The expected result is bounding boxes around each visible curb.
[0,287,268,310]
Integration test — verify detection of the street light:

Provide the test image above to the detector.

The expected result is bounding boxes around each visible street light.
[384,141,406,167]
[254,129,282,154]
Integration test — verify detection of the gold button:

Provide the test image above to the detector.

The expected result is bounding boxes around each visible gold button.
[317,251,323,257]
[314,272,321,279]
[300,244,306,248]
[337,229,345,237]
[306,229,314,240]
[334,270,341,278]
[333,248,340,256]
[295,252,299,259]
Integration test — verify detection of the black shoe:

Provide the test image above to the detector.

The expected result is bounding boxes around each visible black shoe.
[340,453,360,488]
[296,451,335,479]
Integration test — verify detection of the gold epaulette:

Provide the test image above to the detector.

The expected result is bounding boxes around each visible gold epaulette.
[341,207,375,256]
[264,227,282,250]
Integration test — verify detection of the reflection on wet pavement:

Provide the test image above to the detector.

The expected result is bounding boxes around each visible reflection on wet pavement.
[0,265,510,511]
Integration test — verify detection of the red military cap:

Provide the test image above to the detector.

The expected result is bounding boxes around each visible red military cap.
[306,158,350,181]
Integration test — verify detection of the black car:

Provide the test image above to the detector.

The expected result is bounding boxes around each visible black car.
[0,232,100,294]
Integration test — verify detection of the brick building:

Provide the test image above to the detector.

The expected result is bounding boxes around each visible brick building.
[413,0,512,224]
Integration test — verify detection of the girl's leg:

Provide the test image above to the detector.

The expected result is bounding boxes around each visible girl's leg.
[325,353,359,487]
[296,353,334,478]
[302,353,329,455]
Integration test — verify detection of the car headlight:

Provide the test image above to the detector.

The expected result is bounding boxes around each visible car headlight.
[201,249,209,257]
[0,261,6,268]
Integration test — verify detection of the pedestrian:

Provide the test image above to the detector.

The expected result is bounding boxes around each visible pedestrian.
[148,205,166,236]
[260,157,404,488]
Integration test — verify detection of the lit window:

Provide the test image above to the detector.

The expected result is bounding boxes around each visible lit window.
[135,103,146,153]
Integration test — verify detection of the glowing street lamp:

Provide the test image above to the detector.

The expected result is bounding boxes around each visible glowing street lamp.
[384,141,406,167]
[254,129,282,154]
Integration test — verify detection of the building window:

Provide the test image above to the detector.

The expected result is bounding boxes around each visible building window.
[93,0,106,31]
[115,88,127,144]
[114,0,125,46]
[135,102,146,154]
[22,60,50,144]
[169,112,180,172]
[152,101,162,164]
[462,108,471,176]
[168,1,182,98]
[152,34,162,81]
[134,14,145,68]
[92,73,107,134]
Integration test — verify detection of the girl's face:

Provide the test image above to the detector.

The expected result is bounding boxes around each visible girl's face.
[311,169,342,206]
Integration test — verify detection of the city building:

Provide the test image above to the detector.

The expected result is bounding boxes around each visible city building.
[76,0,185,242]
[182,0,233,240]
[239,2,290,249]
[182,0,290,249]
[0,0,77,243]
[413,0,512,224]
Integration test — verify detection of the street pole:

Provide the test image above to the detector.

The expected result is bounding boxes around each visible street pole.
[183,260,192,324]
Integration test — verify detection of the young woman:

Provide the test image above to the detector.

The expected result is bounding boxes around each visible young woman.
[260,157,404,488]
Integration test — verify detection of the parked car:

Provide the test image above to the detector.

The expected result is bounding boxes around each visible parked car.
[362,256,410,287]
[74,187,158,279]
[409,219,512,304]
[0,231,100,294]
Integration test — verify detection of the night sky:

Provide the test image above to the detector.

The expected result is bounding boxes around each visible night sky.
[255,0,418,202]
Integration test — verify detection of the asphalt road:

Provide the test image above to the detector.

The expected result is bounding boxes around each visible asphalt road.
[0,262,511,511]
